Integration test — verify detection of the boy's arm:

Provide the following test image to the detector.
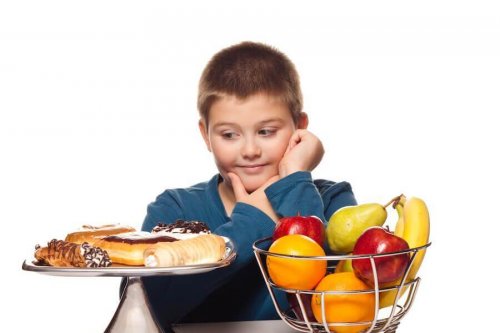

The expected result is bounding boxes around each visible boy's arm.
[265,171,356,222]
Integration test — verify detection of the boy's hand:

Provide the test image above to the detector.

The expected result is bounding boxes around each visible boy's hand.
[279,129,324,177]
[227,172,280,223]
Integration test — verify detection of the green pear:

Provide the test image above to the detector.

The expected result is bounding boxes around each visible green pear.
[326,203,387,253]
[334,258,354,273]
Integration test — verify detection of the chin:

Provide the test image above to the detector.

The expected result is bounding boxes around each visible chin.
[241,174,274,193]
[243,183,261,193]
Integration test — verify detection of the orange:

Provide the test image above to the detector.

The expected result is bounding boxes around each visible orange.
[266,234,326,290]
[311,272,375,333]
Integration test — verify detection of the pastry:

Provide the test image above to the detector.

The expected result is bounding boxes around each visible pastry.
[93,232,180,266]
[94,220,226,266]
[152,219,211,237]
[144,234,226,267]
[34,239,112,268]
[65,224,136,245]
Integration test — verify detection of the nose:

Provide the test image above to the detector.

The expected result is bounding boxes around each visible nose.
[241,137,261,159]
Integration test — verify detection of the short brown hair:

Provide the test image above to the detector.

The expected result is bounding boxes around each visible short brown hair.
[198,41,303,124]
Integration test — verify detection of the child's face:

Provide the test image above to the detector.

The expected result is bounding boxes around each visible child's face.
[200,93,305,193]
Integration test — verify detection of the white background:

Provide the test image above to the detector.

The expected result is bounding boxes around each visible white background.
[1,1,499,332]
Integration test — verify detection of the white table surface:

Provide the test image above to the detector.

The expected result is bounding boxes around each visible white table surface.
[173,320,297,333]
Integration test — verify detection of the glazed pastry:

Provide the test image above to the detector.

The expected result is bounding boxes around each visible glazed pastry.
[144,234,226,267]
[65,224,136,245]
[34,239,112,268]
[93,232,180,266]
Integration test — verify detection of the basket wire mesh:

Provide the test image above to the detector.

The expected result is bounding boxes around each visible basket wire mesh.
[253,237,431,333]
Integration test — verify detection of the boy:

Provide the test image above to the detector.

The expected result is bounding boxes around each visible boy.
[140,41,356,329]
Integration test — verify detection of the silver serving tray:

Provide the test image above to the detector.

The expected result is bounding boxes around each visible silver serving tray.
[22,237,236,277]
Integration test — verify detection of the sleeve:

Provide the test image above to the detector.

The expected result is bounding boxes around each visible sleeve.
[265,171,357,222]
[140,198,276,328]
[214,202,276,262]
[142,191,186,231]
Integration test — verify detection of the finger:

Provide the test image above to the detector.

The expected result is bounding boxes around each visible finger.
[284,134,298,155]
[287,130,305,152]
[227,172,248,201]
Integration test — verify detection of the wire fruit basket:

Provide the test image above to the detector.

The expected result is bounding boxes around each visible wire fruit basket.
[253,237,431,333]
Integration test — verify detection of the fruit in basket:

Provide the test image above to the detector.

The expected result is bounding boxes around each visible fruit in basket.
[267,234,327,290]
[311,272,375,333]
[397,196,430,278]
[335,258,353,273]
[393,195,406,236]
[326,201,391,254]
[352,226,410,285]
[287,293,316,322]
[379,196,430,308]
[273,214,325,246]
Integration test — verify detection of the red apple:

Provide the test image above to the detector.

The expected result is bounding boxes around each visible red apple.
[273,215,325,246]
[352,226,410,285]
[286,293,315,322]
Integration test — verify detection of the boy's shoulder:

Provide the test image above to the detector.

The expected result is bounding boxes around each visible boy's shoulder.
[313,178,353,196]
[144,175,223,230]
[155,175,219,202]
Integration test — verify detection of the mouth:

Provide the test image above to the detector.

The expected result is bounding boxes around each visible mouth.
[237,164,268,174]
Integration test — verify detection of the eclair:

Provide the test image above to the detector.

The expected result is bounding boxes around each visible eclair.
[93,232,179,266]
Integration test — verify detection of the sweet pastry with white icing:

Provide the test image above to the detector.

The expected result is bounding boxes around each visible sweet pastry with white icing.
[152,220,211,236]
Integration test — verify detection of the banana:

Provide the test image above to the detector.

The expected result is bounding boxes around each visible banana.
[401,196,430,277]
[379,196,430,308]
[393,195,406,237]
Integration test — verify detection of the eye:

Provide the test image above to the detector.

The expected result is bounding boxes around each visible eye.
[221,131,237,139]
[258,128,277,137]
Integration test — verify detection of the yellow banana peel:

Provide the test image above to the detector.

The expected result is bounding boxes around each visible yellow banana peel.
[379,196,430,308]
[393,195,406,237]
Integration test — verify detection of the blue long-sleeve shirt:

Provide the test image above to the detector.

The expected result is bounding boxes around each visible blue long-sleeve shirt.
[140,171,356,329]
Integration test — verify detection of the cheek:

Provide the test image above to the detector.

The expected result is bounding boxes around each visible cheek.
[265,134,291,159]
[211,142,236,167]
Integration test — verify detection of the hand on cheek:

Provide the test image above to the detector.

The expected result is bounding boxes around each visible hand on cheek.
[279,129,324,177]
[227,172,280,223]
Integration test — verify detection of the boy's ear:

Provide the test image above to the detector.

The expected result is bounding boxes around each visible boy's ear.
[198,119,212,152]
[297,112,309,129]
